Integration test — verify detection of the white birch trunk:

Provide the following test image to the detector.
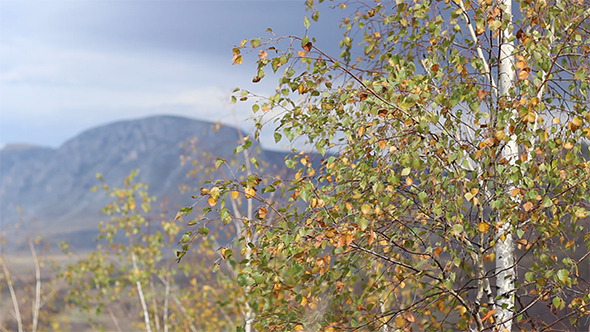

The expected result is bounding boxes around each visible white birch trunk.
[496,0,516,330]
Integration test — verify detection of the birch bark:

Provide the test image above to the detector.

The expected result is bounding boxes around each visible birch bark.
[495,0,517,330]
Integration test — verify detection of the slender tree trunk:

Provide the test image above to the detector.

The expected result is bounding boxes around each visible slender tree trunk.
[1,257,23,332]
[495,0,516,330]
[29,239,41,332]
[132,253,152,332]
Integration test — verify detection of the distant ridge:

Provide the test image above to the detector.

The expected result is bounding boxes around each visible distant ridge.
[0,115,292,251]
[1,143,50,152]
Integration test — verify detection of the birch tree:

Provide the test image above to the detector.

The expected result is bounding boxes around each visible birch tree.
[178,0,590,330]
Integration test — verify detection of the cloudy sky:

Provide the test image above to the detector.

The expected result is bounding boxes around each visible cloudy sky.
[0,0,343,150]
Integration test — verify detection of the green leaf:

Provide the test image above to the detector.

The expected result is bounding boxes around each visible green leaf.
[303,16,311,29]
[401,167,411,176]
[250,38,261,48]
[418,191,427,202]
[301,36,309,48]
[552,296,564,310]
[451,224,464,236]
[556,269,569,285]
[237,273,247,286]
[215,158,225,169]
[274,132,282,143]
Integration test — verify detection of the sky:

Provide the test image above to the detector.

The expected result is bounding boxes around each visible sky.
[0,0,343,150]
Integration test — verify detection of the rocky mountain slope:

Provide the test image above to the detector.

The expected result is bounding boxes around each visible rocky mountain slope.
[0,115,290,250]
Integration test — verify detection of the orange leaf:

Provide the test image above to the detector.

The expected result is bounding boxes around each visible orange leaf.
[477,89,489,100]
[258,206,268,218]
[258,50,268,60]
[515,60,528,70]
[523,201,534,212]
[433,247,443,258]
[303,41,313,52]
[481,309,497,322]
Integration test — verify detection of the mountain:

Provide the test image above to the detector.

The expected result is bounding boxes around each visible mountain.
[0,115,292,250]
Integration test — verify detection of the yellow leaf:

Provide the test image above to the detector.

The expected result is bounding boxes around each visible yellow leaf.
[483,253,495,262]
[457,305,467,315]
[569,117,583,132]
[232,54,243,65]
[360,204,372,215]
[395,315,407,328]
[210,186,220,198]
[525,112,536,122]
[208,196,218,207]
[494,130,505,141]
[231,191,239,199]
[300,296,308,307]
[244,187,256,199]
[358,126,365,136]
[478,222,490,233]
[464,192,474,201]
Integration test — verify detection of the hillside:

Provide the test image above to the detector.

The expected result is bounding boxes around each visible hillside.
[0,115,290,250]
